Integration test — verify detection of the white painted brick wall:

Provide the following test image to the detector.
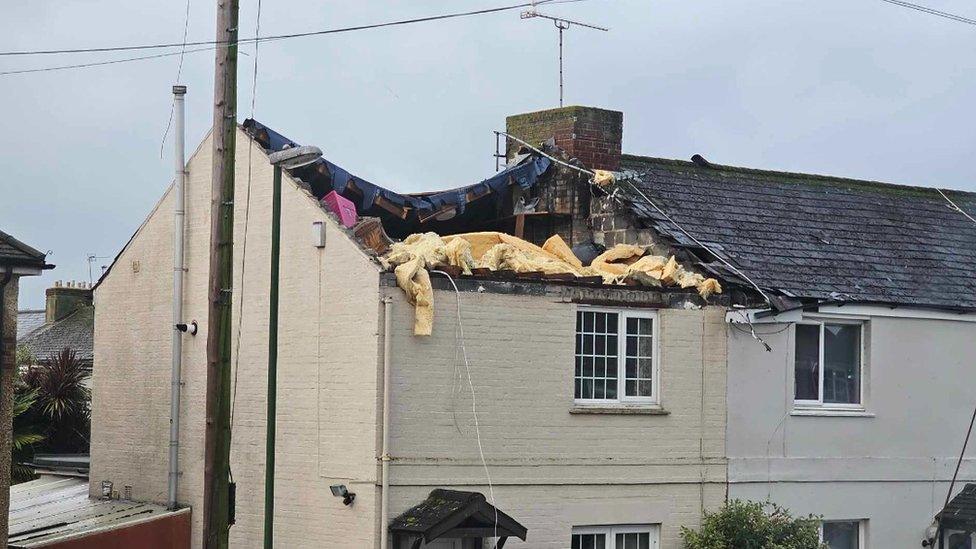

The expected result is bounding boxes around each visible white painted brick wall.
[92,130,382,549]
[384,288,728,548]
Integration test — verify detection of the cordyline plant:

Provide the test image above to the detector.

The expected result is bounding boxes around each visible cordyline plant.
[681,500,827,549]
[18,348,91,454]
[10,389,44,483]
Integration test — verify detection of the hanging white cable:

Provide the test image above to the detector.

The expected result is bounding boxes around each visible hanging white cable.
[938,188,976,225]
[429,269,499,544]
[160,0,193,158]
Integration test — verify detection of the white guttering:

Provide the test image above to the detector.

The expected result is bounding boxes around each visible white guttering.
[168,84,187,510]
[727,304,976,325]
[380,296,393,549]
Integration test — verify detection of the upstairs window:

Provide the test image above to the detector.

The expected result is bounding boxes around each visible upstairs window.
[572,525,660,549]
[794,321,863,407]
[575,309,657,405]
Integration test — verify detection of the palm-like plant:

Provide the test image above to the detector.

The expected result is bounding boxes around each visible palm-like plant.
[11,389,45,482]
[19,349,91,454]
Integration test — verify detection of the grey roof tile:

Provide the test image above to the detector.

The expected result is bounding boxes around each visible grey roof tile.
[0,230,48,268]
[16,310,46,341]
[19,306,93,366]
[617,155,976,311]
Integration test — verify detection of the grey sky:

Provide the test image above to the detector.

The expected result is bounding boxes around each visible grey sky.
[2,0,974,308]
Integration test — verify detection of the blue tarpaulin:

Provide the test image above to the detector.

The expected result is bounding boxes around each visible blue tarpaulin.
[243,119,551,235]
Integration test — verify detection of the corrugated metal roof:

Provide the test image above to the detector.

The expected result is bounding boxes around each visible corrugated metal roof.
[8,477,182,548]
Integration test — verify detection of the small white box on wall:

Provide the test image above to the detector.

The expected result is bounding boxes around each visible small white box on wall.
[312,221,326,248]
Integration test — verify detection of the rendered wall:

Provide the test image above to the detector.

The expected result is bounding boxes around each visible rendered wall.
[91,129,383,548]
[384,286,729,548]
[727,313,976,547]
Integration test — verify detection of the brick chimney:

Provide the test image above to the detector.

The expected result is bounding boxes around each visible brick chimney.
[45,280,93,323]
[505,106,623,171]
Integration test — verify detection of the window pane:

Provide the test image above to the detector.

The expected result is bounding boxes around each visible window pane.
[822,521,859,549]
[572,534,606,549]
[625,316,653,397]
[575,312,619,401]
[823,324,861,405]
[615,532,650,549]
[795,324,820,401]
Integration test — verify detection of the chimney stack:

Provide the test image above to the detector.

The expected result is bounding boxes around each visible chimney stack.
[506,106,623,171]
[45,280,93,323]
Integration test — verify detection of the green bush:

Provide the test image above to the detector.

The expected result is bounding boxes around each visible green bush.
[681,500,827,549]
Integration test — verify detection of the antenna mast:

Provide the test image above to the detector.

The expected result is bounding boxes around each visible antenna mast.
[521,8,608,107]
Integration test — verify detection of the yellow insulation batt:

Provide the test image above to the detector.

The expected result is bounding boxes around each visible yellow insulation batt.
[383,232,722,336]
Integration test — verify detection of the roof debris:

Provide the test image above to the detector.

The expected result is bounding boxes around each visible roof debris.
[385,231,721,335]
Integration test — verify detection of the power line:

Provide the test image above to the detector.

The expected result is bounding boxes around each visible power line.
[0,44,225,76]
[878,0,976,26]
[0,0,565,58]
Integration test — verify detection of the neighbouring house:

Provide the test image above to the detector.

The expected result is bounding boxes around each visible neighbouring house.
[18,281,94,372]
[0,230,53,546]
[89,105,976,549]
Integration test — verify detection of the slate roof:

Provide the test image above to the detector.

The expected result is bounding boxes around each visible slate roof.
[616,155,976,311]
[389,489,527,542]
[0,230,49,268]
[938,483,976,530]
[16,310,46,341]
[18,306,94,367]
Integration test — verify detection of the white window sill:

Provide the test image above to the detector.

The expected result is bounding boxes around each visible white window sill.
[570,404,669,416]
[790,407,874,418]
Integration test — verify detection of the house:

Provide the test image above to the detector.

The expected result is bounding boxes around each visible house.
[89,105,976,549]
[18,281,94,372]
[0,230,54,546]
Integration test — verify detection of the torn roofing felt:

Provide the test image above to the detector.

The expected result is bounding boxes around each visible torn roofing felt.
[613,155,976,312]
[242,119,551,239]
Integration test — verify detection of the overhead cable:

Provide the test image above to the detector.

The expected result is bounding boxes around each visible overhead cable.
[0,0,567,57]
[878,0,976,26]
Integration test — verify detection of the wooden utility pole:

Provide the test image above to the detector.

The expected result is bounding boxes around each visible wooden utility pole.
[203,0,239,547]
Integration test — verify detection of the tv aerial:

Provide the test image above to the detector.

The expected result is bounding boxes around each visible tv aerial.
[521,6,609,107]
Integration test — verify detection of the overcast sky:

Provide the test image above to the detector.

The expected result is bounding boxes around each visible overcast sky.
[2,0,974,308]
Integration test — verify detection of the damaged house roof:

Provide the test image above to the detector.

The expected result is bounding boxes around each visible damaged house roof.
[243,119,551,239]
[615,155,976,312]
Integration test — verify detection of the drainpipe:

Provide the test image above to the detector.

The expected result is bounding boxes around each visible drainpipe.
[168,84,187,511]
[0,267,12,371]
[380,296,393,549]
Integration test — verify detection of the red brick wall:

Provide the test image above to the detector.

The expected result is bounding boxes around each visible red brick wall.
[505,106,623,171]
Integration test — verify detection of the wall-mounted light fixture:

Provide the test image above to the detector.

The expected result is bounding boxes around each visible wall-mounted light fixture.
[330,484,356,506]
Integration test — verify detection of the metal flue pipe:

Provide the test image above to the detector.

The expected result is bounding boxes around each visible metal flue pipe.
[168,84,187,510]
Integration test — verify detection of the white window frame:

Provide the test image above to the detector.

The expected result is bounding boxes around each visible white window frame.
[819,519,866,548]
[572,524,661,549]
[793,318,865,410]
[574,307,660,407]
